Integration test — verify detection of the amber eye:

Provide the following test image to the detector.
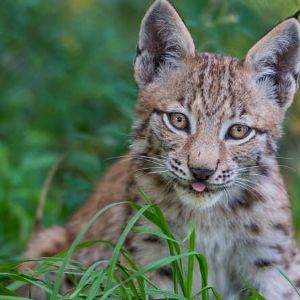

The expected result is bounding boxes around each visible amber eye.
[227,124,251,140]
[168,112,189,131]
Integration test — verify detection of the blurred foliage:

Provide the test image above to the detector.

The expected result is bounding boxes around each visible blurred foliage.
[0,0,300,257]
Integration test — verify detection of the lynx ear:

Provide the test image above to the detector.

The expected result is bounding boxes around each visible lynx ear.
[245,17,300,109]
[134,0,195,86]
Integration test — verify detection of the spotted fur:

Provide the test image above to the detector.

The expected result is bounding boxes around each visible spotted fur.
[23,1,300,299]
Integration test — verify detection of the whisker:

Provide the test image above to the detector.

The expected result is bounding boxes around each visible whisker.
[131,154,165,163]
[241,172,269,179]
[131,157,165,167]
[275,156,295,160]
[223,187,231,204]
[134,166,166,174]
[131,154,164,162]
[234,164,296,173]
[234,179,265,202]
[234,182,262,203]
[148,170,169,175]
[237,177,259,186]
[104,153,165,165]
[104,154,132,161]
[163,177,176,195]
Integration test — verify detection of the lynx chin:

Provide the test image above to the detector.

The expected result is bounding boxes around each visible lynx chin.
[23,0,300,299]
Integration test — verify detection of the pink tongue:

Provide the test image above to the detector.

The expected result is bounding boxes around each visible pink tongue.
[191,182,206,192]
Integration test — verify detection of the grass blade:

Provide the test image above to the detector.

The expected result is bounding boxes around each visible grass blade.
[50,201,130,300]
[101,252,199,299]
[186,225,196,298]
[104,203,151,291]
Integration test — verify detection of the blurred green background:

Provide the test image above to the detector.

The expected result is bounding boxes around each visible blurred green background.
[0,0,300,257]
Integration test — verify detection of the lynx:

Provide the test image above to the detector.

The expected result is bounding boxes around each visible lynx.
[23,0,300,299]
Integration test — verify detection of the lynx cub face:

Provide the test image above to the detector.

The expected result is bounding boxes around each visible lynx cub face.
[132,0,300,210]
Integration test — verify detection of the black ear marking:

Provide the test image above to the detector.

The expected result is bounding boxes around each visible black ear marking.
[133,44,142,65]
[291,9,300,20]
[136,44,142,56]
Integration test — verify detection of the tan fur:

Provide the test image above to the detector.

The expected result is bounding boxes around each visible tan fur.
[22,1,300,299]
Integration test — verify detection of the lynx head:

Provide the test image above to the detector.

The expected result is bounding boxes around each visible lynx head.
[131,0,300,210]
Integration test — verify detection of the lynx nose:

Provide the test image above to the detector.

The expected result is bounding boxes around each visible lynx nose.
[190,167,215,181]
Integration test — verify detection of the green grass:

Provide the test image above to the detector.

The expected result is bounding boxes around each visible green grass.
[2,195,298,300]
[1,0,300,259]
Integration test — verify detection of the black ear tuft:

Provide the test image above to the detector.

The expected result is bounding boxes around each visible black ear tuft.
[133,44,142,65]
[291,9,300,20]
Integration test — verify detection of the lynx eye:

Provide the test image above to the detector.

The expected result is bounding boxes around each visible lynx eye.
[227,124,251,140]
[168,112,189,131]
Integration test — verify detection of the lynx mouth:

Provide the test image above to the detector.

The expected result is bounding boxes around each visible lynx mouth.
[188,181,234,194]
[167,170,233,194]
[191,181,207,193]
[173,179,229,194]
